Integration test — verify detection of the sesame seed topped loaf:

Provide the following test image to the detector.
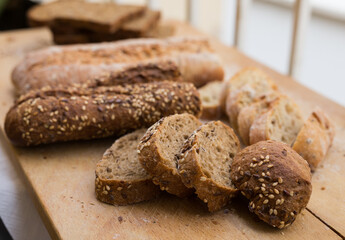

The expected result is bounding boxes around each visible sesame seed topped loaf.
[293,109,335,171]
[231,140,312,228]
[238,95,280,145]
[27,1,146,33]
[225,68,279,132]
[178,121,240,212]
[4,82,201,146]
[198,81,224,119]
[95,129,161,206]
[12,37,224,94]
[138,113,202,197]
[249,95,304,146]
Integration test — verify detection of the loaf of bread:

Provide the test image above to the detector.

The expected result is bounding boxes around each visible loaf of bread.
[249,95,304,146]
[95,129,161,205]
[178,121,240,212]
[198,81,223,119]
[138,114,202,197]
[12,37,224,94]
[27,1,146,33]
[5,82,201,146]
[292,109,335,171]
[231,140,312,228]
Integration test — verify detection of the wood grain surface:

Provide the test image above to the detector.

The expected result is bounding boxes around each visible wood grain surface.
[0,22,344,240]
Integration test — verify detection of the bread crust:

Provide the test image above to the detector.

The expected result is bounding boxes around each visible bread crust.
[231,140,312,228]
[292,109,335,171]
[5,82,201,146]
[178,121,240,212]
[12,37,224,94]
[95,129,160,205]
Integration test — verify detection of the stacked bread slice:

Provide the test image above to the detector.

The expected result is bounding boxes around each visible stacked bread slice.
[96,114,241,211]
[27,1,163,44]
[223,67,334,171]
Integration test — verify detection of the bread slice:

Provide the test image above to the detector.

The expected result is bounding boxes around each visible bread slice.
[225,68,278,131]
[198,81,223,119]
[293,109,335,171]
[28,1,145,33]
[249,95,304,146]
[177,121,240,212]
[138,113,202,197]
[238,95,280,145]
[95,129,160,205]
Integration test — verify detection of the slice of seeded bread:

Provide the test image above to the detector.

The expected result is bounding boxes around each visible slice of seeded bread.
[95,129,160,205]
[198,81,224,119]
[238,95,280,145]
[250,95,304,146]
[292,109,335,171]
[138,113,202,197]
[225,68,278,131]
[177,121,240,212]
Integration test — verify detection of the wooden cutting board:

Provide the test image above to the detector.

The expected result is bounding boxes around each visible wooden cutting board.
[0,21,344,240]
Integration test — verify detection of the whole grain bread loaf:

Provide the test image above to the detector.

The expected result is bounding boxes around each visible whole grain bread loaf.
[292,109,335,171]
[249,95,303,146]
[28,1,146,33]
[95,129,161,205]
[12,37,224,94]
[231,140,312,228]
[5,82,201,146]
[178,121,240,212]
[137,113,202,197]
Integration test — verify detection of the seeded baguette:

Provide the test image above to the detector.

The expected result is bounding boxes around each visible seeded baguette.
[292,109,335,171]
[198,81,223,119]
[138,113,202,197]
[96,129,161,205]
[12,37,224,94]
[5,82,201,146]
[249,95,304,146]
[238,95,280,145]
[231,140,312,228]
[178,121,240,212]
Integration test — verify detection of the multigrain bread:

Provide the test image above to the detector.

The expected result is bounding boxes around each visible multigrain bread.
[292,109,335,171]
[198,81,223,119]
[51,10,161,44]
[12,37,224,94]
[138,114,202,197]
[238,95,280,145]
[27,1,146,33]
[225,68,278,131]
[5,82,201,146]
[249,96,304,146]
[231,140,312,228]
[178,121,240,212]
[95,129,161,205]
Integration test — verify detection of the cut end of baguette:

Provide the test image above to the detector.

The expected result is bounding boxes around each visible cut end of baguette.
[199,81,223,119]
[96,129,160,205]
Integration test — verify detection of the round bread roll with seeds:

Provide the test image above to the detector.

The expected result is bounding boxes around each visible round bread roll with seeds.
[230,140,312,228]
[178,121,240,212]
[138,113,202,197]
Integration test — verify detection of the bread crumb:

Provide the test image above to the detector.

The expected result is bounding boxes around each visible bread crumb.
[321,187,325,190]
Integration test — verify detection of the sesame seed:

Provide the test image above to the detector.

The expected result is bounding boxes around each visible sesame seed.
[290,191,294,196]
[238,167,241,171]
[276,199,281,205]
[240,171,244,176]
[272,182,278,186]
[262,147,267,150]
[250,163,253,167]
[260,155,265,159]
[259,194,263,198]
[258,161,263,166]
[268,194,275,199]
[258,178,264,182]
[82,106,86,111]
[253,163,257,167]
[274,209,278,215]
[241,191,246,196]
[290,212,295,216]
[200,176,207,181]
[263,199,269,204]
[280,199,284,204]
[252,157,257,161]
[262,183,266,187]
[266,171,270,176]
[265,155,270,160]
[261,187,266,192]
[269,209,273,215]
[136,150,140,153]
[106,185,110,191]
[274,189,279,194]
[278,177,283,184]
[103,191,108,195]
[117,187,122,191]
[267,164,273,168]
[204,199,208,203]
[254,186,260,191]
